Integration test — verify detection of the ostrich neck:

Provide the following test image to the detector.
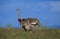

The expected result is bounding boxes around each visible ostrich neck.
[18,11,20,18]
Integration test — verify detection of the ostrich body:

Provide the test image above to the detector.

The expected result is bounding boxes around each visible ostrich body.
[16,8,41,31]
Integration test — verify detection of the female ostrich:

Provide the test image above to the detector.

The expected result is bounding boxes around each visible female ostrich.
[16,8,41,31]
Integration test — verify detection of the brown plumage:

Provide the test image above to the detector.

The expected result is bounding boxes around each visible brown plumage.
[16,8,41,31]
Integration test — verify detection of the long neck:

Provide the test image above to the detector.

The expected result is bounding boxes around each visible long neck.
[16,8,21,22]
[18,11,20,19]
[18,12,21,22]
[16,8,20,19]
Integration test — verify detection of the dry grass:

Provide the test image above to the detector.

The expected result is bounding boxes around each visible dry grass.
[0,28,60,39]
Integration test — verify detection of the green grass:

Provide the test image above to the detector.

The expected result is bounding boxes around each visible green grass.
[0,28,60,39]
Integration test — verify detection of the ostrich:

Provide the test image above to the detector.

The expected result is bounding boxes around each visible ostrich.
[16,8,41,32]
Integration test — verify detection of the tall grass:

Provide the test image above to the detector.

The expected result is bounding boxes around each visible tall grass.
[0,28,60,39]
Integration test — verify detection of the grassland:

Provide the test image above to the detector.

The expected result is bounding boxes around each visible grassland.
[0,28,60,39]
